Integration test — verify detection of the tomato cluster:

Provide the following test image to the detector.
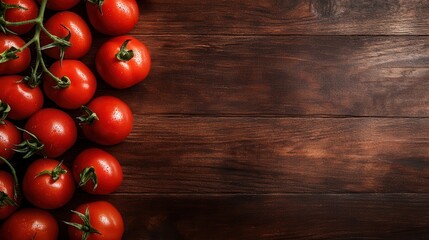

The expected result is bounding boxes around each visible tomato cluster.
[0,0,150,239]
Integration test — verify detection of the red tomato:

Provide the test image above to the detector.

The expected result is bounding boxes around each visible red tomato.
[0,34,31,74]
[22,158,75,209]
[40,11,92,59]
[38,0,80,10]
[66,201,124,240]
[43,60,97,109]
[73,148,123,194]
[0,119,21,160]
[3,0,38,34]
[0,75,44,120]
[0,170,19,220]
[21,108,77,158]
[0,208,59,240]
[86,0,139,35]
[96,35,151,89]
[79,96,133,145]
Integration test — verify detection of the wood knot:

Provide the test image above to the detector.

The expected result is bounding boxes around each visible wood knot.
[310,0,338,18]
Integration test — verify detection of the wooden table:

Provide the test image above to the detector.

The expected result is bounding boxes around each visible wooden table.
[8,0,429,239]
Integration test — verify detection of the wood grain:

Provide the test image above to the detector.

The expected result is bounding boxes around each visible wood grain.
[53,193,429,240]
[135,0,429,35]
[78,1,429,239]
[3,1,429,239]
[68,116,429,194]
[79,35,429,117]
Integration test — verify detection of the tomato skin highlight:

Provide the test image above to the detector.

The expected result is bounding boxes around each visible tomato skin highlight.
[0,34,31,75]
[41,11,92,59]
[0,75,44,120]
[96,35,151,89]
[86,0,139,35]
[80,96,133,145]
[22,158,76,209]
[0,208,59,240]
[0,120,21,160]
[3,0,38,34]
[73,148,123,194]
[0,171,19,220]
[68,201,124,240]
[24,108,77,158]
[43,60,97,109]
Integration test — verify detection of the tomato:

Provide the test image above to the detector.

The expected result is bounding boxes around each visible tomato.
[22,158,75,209]
[0,119,21,160]
[66,201,124,240]
[2,0,38,34]
[0,34,31,75]
[73,148,123,195]
[79,96,133,145]
[19,108,77,158]
[0,75,44,120]
[96,35,151,89]
[0,170,19,220]
[40,11,92,59]
[43,60,97,109]
[38,0,80,10]
[0,208,59,240]
[86,0,139,35]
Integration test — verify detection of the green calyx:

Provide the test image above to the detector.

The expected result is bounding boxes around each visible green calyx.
[116,39,134,61]
[54,76,71,89]
[35,160,67,182]
[77,106,99,125]
[23,67,43,88]
[63,207,101,240]
[0,100,10,124]
[0,46,20,64]
[0,191,17,207]
[79,167,98,190]
[14,127,45,159]
[87,0,105,14]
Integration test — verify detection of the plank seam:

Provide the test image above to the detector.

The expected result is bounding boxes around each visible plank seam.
[110,192,429,196]
[132,113,429,119]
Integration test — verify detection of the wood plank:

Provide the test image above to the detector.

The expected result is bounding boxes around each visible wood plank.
[51,193,429,240]
[83,35,429,117]
[6,1,429,240]
[134,0,429,35]
[63,117,429,194]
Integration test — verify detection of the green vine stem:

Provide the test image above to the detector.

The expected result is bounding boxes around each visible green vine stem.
[14,127,45,159]
[0,156,20,200]
[0,100,11,124]
[0,0,71,88]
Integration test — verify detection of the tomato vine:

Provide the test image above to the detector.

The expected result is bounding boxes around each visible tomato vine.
[0,0,71,88]
[0,0,143,238]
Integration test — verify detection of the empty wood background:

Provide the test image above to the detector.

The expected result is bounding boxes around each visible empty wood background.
[5,0,429,239]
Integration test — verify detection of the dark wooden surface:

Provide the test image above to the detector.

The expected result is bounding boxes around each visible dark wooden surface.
[7,0,429,239]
